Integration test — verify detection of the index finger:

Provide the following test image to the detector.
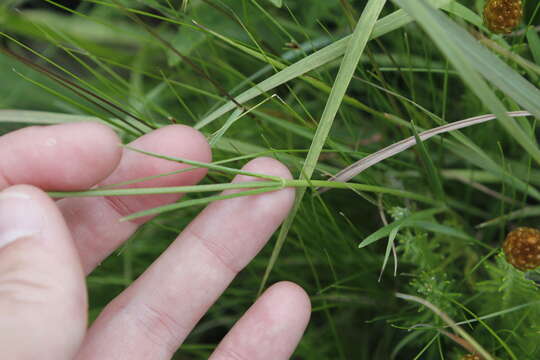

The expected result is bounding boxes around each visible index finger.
[0,122,122,191]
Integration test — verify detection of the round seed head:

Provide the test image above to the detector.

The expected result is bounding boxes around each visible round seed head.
[483,0,523,34]
[503,227,540,271]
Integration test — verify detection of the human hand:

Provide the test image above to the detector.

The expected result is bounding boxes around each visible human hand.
[0,122,310,360]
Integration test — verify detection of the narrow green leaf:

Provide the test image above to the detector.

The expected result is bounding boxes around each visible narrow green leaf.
[476,206,540,229]
[195,0,453,130]
[48,181,277,198]
[267,0,282,7]
[122,145,283,182]
[258,0,389,294]
[527,26,540,65]
[379,225,401,280]
[209,95,276,146]
[450,299,518,360]
[49,179,437,205]
[442,1,484,28]
[396,293,495,360]
[411,221,476,242]
[121,187,281,221]
[358,207,445,248]
[411,122,445,202]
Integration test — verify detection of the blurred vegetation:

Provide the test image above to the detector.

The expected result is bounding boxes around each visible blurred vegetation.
[1,0,540,359]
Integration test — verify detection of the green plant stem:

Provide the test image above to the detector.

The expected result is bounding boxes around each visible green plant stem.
[47,179,438,205]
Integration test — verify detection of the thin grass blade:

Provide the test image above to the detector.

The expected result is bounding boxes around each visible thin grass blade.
[394,0,540,166]
[195,0,453,130]
[258,0,389,294]
[411,121,445,202]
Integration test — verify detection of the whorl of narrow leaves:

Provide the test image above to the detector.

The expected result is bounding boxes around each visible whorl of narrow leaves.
[503,227,540,271]
[483,0,523,34]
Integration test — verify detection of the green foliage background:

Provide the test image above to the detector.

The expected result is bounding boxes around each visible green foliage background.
[1,0,540,358]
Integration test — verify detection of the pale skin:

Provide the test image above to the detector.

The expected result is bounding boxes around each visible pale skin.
[0,122,311,360]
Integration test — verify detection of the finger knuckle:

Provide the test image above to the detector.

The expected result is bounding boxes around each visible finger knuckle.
[134,302,189,355]
[0,248,53,306]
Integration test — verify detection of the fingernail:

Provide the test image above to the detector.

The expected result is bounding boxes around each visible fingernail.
[0,189,44,249]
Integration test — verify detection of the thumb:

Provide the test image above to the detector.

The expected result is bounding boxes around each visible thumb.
[0,185,87,360]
